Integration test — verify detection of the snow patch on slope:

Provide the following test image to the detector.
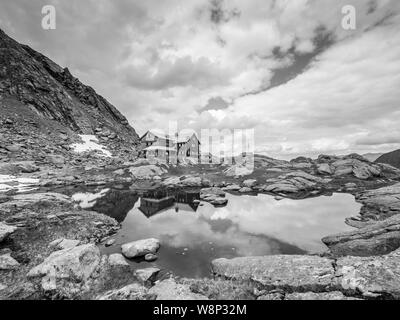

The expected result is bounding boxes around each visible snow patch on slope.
[71,135,112,157]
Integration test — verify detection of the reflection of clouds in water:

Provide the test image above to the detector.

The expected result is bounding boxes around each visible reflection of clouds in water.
[72,188,110,209]
[122,206,279,256]
[200,193,360,252]
[115,192,360,256]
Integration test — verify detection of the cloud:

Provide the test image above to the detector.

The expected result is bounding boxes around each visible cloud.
[356,132,400,146]
[123,56,232,90]
[1,0,400,158]
[200,96,230,112]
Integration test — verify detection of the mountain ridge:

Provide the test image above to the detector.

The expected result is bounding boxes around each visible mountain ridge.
[376,149,400,169]
[0,28,139,160]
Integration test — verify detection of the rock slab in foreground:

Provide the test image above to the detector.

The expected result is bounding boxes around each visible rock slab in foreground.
[121,238,160,259]
[212,255,335,292]
[336,248,400,298]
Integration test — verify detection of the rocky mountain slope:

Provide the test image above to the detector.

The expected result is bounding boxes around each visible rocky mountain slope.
[376,149,400,169]
[0,28,139,162]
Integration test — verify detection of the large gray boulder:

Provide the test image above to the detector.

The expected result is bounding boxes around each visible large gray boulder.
[316,163,333,175]
[355,183,400,219]
[162,175,210,188]
[27,244,102,296]
[121,238,160,259]
[0,222,17,242]
[336,248,400,298]
[322,214,400,257]
[129,165,167,180]
[108,253,130,267]
[261,171,330,194]
[331,159,381,180]
[211,255,336,292]
[242,179,257,188]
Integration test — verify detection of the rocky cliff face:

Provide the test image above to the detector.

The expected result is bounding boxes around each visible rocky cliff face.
[0,28,138,161]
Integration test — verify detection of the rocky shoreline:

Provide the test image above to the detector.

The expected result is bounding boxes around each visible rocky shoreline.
[1,152,400,300]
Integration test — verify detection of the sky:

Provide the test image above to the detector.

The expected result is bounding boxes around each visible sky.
[1,0,400,159]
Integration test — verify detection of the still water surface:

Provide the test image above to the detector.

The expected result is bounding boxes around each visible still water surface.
[71,188,359,278]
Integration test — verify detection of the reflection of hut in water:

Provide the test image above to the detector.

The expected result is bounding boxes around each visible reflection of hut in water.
[139,189,200,218]
[139,196,175,218]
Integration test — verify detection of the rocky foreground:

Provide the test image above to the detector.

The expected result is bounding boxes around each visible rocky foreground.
[1,151,400,300]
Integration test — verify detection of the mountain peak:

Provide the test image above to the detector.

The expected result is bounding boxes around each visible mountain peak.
[0,28,138,159]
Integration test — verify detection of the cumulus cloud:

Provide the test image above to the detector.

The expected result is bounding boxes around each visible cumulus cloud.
[1,0,400,158]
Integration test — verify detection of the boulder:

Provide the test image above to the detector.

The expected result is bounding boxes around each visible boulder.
[221,184,241,192]
[148,278,208,300]
[108,253,129,267]
[97,283,148,300]
[261,171,330,194]
[242,179,257,188]
[105,239,116,247]
[27,244,101,296]
[162,175,210,188]
[0,222,17,242]
[129,165,166,180]
[355,183,400,219]
[316,163,332,175]
[144,253,158,262]
[322,214,400,257]
[239,187,252,193]
[211,255,336,292]
[135,267,160,282]
[336,248,400,298]
[121,238,160,259]
[0,253,20,270]
[332,159,381,180]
